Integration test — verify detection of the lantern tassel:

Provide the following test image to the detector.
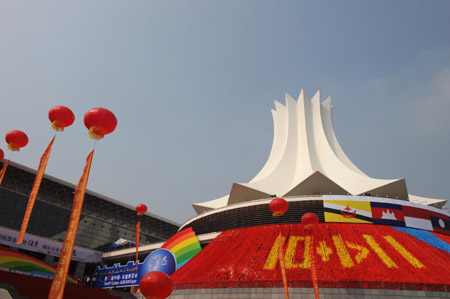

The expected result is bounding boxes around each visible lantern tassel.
[88,126,106,140]
[51,120,66,132]
[7,143,20,152]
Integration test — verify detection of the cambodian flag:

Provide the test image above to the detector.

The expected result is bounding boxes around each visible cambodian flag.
[370,202,405,227]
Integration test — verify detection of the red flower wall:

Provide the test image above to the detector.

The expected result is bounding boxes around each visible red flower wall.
[171,223,450,290]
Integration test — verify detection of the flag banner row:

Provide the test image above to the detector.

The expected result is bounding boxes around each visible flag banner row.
[322,195,450,235]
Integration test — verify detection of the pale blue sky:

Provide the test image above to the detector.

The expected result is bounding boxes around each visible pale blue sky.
[1,1,449,223]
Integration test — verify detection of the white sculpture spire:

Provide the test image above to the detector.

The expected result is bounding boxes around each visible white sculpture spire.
[193,90,447,214]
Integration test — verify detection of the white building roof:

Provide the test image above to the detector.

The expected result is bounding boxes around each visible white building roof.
[193,90,447,214]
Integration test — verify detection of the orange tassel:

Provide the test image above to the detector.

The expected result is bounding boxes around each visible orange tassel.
[7,143,20,152]
[88,126,106,140]
[51,120,66,132]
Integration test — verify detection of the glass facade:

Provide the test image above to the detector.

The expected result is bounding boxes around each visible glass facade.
[0,161,179,252]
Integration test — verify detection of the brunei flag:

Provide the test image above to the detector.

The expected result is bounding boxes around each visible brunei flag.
[324,199,372,223]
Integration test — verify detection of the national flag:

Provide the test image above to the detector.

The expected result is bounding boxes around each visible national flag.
[402,205,433,231]
[324,200,372,223]
[370,202,405,227]
[430,215,450,236]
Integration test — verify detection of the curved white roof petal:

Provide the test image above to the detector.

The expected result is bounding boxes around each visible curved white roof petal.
[193,90,447,213]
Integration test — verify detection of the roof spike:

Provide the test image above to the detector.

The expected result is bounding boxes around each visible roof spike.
[322,96,332,107]
[192,89,447,213]
[311,90,321,103]
[298,89,307,102]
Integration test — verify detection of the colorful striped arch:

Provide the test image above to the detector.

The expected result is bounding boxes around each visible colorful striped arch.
[161,228,202,269]
[0,245,77,283]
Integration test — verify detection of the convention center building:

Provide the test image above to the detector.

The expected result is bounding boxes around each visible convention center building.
[0,160,179,280]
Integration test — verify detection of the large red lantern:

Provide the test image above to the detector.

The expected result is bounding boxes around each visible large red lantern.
[5,130,28,151]
[139,271,173,299]
[269,197,288,216]
[0,149,3,161]
[136,204,148,216]
[48,106,75,131]
[301,212,319,228]
[84,108,117,140]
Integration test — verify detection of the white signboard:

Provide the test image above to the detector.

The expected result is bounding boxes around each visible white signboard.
[0,226,102,263]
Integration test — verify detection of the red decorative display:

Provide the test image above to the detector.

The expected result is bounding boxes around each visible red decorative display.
[48,106,75,131]
[270,197,288,216]
[139,271,173,299]
[84,108,117,140]
[5,130,28,151]
[0,149,3,161]
[171,223,450,291]
[136,204,148,216]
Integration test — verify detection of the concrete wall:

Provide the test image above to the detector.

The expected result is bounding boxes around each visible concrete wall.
[166,287,450,299]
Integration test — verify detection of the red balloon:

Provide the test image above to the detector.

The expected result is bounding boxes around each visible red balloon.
[136,204,148,216]
[269,197,288,216]
[48,106,75,131]
[0,149,4,160]
[301,212,319,227]
[139,271,173,299]
[84,108,117,140]
[5,130,28,152]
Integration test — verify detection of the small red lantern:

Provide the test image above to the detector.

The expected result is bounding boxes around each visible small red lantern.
[136,204,148,216]
[301,212,319,229]
[0,149,3,161]
[5,130,28,152]
[139,271,173,299]
[48,106,75,131]
[270,197,288,216]
[84,108,117,140]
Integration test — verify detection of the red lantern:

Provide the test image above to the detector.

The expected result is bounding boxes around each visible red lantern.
[136,204,148,216]
[139,271,173,299]
[5,130,28,151]
[48,106,75,131]
[84,108,117,140]
[269,197,288,216]
[301,212,319,228]
[0,149,3,161]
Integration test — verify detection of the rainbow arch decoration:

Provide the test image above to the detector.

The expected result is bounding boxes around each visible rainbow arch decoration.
[161,227,202,269]
[0,245,76,283]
